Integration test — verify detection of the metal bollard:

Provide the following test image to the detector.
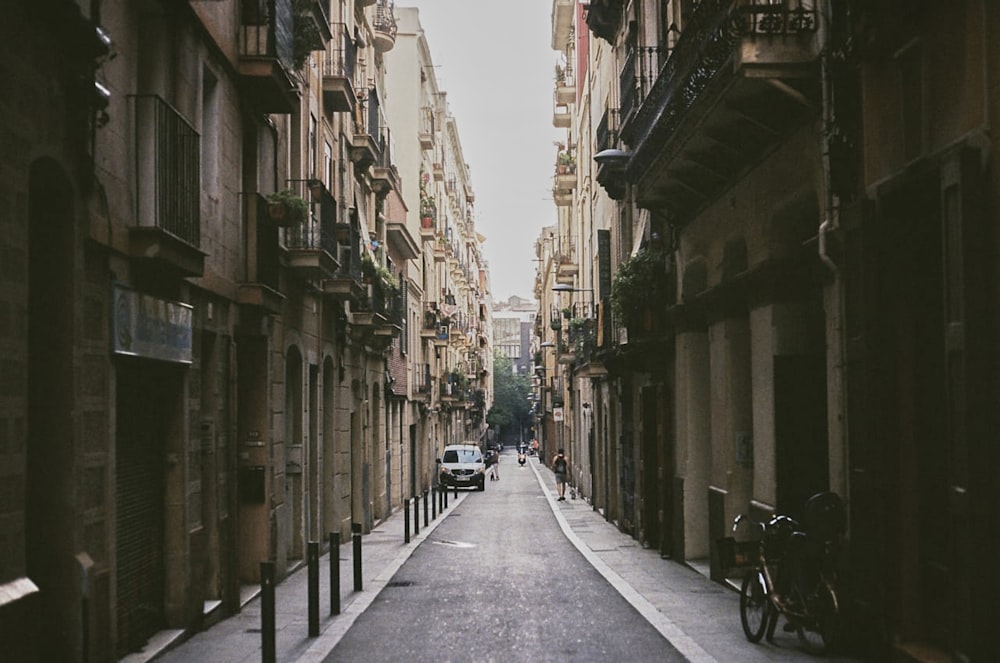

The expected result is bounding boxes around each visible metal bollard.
[443,484,449,509]
[260,561,276,663]
[431,486,437,520]
[307,541,319,637]
[423,489,429,527]
[413,494,420,536]
[404,497,411,544]
[330,532,340,615]
[352,523,363,592]
[453,483,458,499]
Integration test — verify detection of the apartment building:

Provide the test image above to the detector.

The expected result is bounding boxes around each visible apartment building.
[0,1,492,660]
[541,1,999,660]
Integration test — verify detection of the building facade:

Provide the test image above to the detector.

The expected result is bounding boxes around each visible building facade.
[0,1,493,661]
[539,1,1000,661]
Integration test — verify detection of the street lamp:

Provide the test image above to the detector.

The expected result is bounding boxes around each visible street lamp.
[551,284,593,293]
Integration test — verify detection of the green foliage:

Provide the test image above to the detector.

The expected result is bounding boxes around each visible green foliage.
[292,0,324,70]
[362,253,399,291]
[266,189,309,225]
[486,352,532,438]
[610,247,666,323]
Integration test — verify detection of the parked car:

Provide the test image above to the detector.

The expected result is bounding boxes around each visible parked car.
[438,443,486,491]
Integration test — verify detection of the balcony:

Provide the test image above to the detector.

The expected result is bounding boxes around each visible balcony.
[553,185,572,207]
[323,209,366,301]
[238,0,298,114]
[372,0,397,54]
[350,276,403,343]
[594,108,626,200]
[619,0,821,222]
[237,193,284,315]
[350,88,383,171]
[584,0,625,44]
[418,106,434,150]
[322,23,357,113]
[282,180,340,281]
[371,129,401,196]
[432,237,447,262]
[556,235,578,282]
[297,0,333,51]
[555,155,576,190]
[421,304,444,339]
[553,96,571,128]
[129,95,205,277]
[555,80,575,106]
[551,0,575,50]
[412,362,431,400]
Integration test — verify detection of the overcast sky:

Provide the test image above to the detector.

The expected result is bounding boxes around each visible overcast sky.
[409,0,563,304]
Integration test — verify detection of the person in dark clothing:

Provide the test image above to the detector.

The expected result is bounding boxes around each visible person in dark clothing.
[552,448,569,500]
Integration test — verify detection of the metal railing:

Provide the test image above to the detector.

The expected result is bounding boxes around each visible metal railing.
[239,0,294,66]
[323,23,357,81]
[619,45,665,134]
[132,94,200,247]
[282,179,338,256]
[596,108,619,153]
[373,0,397,41]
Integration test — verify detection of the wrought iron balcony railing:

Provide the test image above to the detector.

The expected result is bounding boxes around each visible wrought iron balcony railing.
[596,108,619,153]
[239,0,294,64]
[132,94,200,247]
[372,0,397,53]
[619,46,664,136]
[624,0,819,157]
[412,362,431,395]
[282,179,338,256]
[322,22,358,112]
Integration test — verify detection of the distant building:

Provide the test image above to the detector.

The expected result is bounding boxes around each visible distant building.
[492,297,537,375]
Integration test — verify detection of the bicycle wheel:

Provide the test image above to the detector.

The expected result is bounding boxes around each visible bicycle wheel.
[797,584,839,654]
[740,570,770,643]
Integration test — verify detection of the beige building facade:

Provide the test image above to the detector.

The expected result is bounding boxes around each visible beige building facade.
[0,1,492,661]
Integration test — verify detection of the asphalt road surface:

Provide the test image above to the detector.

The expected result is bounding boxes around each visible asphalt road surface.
[325,450,685,663]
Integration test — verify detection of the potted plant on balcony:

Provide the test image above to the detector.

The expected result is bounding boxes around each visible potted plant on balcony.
[419,195,436,228]
[361,253,398,292]
[266,189,309,227]
[555,63,566,85]
[557,151,576,174]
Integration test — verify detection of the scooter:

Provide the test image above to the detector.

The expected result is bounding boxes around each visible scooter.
[517,452,526,466]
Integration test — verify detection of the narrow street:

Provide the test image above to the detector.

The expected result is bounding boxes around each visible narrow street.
[324,450,686,662]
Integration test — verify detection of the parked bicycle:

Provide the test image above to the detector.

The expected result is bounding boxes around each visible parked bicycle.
[724,491,846,654]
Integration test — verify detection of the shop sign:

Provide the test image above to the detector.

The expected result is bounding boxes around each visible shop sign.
[112,284,193,364]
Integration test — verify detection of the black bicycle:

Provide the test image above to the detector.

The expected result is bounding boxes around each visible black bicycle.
[725,492,845,654]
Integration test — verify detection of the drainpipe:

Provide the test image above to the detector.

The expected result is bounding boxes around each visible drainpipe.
[818,1,838,276]
[817,0,848,501]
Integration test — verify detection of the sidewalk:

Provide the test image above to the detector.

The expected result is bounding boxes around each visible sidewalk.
[527,460,861,663]
[143,490,469,663]
[140,456,859,663]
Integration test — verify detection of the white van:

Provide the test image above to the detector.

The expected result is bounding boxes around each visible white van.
[438,443,486,491]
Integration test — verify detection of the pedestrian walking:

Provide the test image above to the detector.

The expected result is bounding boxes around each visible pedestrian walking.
[552,448,569,500]
[490,448,500,481]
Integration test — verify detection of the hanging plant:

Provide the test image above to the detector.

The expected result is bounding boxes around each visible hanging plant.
[610,247,666,325]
